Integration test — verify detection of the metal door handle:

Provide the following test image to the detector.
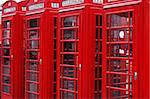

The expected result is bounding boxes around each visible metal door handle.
[79,64,82,71]
[11,55,14,59]
[134,72,138,80]
[40,58,42,65]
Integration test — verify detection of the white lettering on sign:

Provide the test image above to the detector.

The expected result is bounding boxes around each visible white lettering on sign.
[4,7,16,13]
[29,3,44,11]
[51,3,59,8]
[93,0,103,4]
[22,7,26,11]
[62,0,84,6]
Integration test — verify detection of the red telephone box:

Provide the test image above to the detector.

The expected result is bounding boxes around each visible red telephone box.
[57,0,104,98]
[102,0,141,98]
[1,1,26,98]
[25,0,59,98]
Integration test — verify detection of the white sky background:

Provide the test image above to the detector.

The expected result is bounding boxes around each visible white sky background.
[0,0,23,6]
[0,0,23,24]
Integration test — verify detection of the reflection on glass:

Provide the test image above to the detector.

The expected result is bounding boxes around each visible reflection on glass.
[4,49,10,56]
[29,62,39,71]
[3,39,10,46]
[107,44,132,57]
[29,93,37,99]
[107,29,131,42]
[29,30,39,39]
[29,19,39,28]
[63,54,75,65]
[4,21,11,28]
[64,30,76,39]
[64,16,78,27]
[63,67,74,77]
[28,83,39,92]
[29,40,39,49]
[4,58,10,65]
[29,51,38,60]
[3,76,10,84]
[63,80,74,90]
[107,12,129,27]
[64,42,75,52]
[28,72,38,82]
[3,30,10,38]
[3,67,10,74]
[3,85,10,93]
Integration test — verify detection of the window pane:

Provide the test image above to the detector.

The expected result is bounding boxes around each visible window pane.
[3,76,10,84]
[3,85,10,93]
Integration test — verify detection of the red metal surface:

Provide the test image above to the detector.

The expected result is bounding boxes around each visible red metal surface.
[1,1,26,98]
[25,0,60,98]
[139,0,150,98]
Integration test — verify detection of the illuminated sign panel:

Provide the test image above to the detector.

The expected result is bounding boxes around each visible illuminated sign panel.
[93,0,103,3]
[4,7,16,13]
[29,3,44,11]
[62,0,84,6]
[51,3,59,8]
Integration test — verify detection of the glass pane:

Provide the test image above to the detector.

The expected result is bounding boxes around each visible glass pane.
[3,58,10,65]
[29,19,39,28]
[63,67,74,78]
[28,72,39,82]
[107,44,132,57]
[3,39,10,46]
[3,21,11,28]
[28,83,39,92]
[28,61,39,71]
[3,48,10,56]
[29,51,38,60]
[3,76,10,84]
[28,93,37,99]
[29,30,39,39]
[28,40,39,49]
[63,54,75,65]
[107,74,131,89]
[64,30,76,40]
[63,80,74,90]
[64,16,78,27]
[64,42,75,52]
[107,28,130,42]
[3,30,11,38]
[3,67,10,75]
[3,85,10,93]
[107,59,132,73]
[107,12,129,27]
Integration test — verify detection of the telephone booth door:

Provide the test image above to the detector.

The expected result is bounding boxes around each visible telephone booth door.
[25,16,41,98]
[59,15,79,99]
[1,19,12,96]
[103,6,139,99]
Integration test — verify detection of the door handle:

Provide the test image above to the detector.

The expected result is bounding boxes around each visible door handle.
[76,56,81,71]
[134,72,138,80]
[79,64,82,71]
[11,55,14,59]
[40,58,42,65]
